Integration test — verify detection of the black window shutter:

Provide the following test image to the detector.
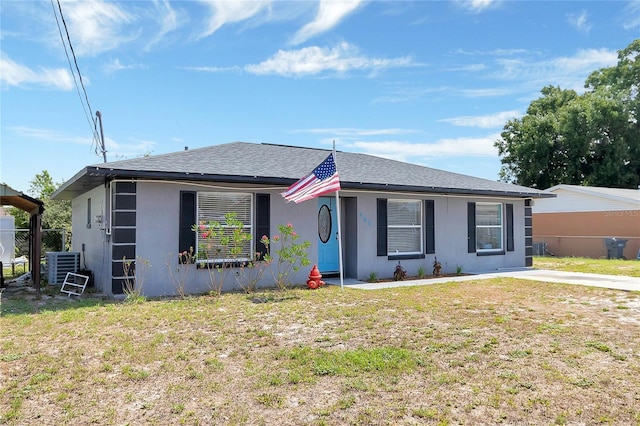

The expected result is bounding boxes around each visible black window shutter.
[506,203,514,252]
[179,191,196,255]
[467,202,476,253]
[425,200,435,254]
[377,198,387,256]
[255,194,270,260]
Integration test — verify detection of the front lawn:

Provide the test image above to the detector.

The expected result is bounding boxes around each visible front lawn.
[1,278,639,425]
[534,256,640,277]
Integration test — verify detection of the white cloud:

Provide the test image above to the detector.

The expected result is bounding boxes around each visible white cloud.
[60,0,137,56]
[440,111,520,128]
[296,127,418,136]
[183,65,243,73]
[622,1,640,30]
[103,58,146,74]
[459,0,497,13]
[106,137,157,157]
[8,125,156,160]
[445,63,487,72]
[9,126,91,145]
[567,10,591,34]
[372,85,450,104]
[245,42,413,77]
[551,48,616,73]
[461,88,512,97]
[291,0,364,45]
[345,136,499,162]
[0,53,73,90]
[495,48,618,92]
[294,127,499,161]
[454,48,531,57]
[145,0,185,49]
[196,0,271,39]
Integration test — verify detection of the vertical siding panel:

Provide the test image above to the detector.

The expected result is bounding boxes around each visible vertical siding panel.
[506,203,514,252]
[377,199,387,256]
[255,194,270,260]
[425,200,435,254]
[467,202,476,253]
[179,191,196,256]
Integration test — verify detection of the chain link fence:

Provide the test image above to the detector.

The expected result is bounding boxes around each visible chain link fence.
[1,229,67,276]
[13,228,67,256]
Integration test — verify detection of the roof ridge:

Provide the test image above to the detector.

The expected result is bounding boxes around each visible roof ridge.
[261,142,334,152]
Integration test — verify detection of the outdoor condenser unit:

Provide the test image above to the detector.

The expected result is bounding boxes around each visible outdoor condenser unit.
[46,252,80,285]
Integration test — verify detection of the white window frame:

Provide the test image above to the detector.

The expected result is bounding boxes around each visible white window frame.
[387,199,423,256]
[196,192,253,264]
[476,202,503,252]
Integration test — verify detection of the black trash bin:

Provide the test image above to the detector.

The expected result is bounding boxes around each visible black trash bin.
[77,269,93,287]
[604,238,628,259]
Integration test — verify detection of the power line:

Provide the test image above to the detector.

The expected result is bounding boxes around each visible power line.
[49,0,103,159]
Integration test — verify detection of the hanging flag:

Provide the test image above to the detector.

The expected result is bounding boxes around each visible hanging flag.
[281,153,341,203]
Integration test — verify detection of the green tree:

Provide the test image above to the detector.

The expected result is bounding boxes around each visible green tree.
[495,39,640,189]
[8,170,71,249]
[495,86,579,188]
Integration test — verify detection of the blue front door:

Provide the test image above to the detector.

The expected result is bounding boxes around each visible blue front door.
[317,197,339,273]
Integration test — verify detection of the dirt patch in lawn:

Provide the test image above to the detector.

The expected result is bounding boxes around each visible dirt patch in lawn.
[2,278,639,425]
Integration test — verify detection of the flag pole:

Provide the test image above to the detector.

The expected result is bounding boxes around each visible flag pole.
[333,140,345,290]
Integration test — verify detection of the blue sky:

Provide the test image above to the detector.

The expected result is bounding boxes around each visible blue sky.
[1,0,638,193]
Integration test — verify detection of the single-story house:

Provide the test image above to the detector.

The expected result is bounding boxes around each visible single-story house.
[532,184,640,259]
[52,142,551,297]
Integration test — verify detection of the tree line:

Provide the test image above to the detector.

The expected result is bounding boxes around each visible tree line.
[8,170,71,233]
[495,39,640,189]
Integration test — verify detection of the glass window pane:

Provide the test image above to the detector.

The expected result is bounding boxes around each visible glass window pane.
[196,192,252,260]
[476,227,503,251]
[388,228,421,253]
[476,204,501,226]
[198,193,251,224]
[388,200,421,226]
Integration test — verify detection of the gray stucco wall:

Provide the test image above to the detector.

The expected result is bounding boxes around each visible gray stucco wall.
[135,181,320,297]
[353,194,525,280]
[70,185,109,292]
[71,180,527,297]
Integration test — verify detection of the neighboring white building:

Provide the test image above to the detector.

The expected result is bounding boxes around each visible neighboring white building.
[0,213,15,265]
[533,185,640,259]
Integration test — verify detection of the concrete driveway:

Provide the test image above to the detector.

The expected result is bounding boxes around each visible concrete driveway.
[326,268,640,292]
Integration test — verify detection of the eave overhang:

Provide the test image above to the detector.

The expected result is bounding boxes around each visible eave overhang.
[51,167,554,201]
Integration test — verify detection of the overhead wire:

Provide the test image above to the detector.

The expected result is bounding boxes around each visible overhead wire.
[49,0,103,158]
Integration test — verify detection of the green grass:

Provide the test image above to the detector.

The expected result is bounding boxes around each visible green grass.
[534,256,640,276]
[1,277,639,425]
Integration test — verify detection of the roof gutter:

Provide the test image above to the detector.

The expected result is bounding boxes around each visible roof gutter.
[53,167,553,200]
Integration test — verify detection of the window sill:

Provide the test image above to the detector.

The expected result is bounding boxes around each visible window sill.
[476,250,505,257]
[196,259,252,269]
[388,254,426,261]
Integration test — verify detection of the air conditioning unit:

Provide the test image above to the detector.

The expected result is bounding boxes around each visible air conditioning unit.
[46,252,80,285]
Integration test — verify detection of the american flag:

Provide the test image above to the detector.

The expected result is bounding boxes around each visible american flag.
[281,153,341,203]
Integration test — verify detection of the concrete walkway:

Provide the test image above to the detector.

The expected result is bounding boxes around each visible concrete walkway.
[325,268,640,292]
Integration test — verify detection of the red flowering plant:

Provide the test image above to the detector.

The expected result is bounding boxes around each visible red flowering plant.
[260,223,311,290]
[192,212,251,296]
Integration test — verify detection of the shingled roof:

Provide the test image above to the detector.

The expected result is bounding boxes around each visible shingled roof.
[53,142,550,199]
